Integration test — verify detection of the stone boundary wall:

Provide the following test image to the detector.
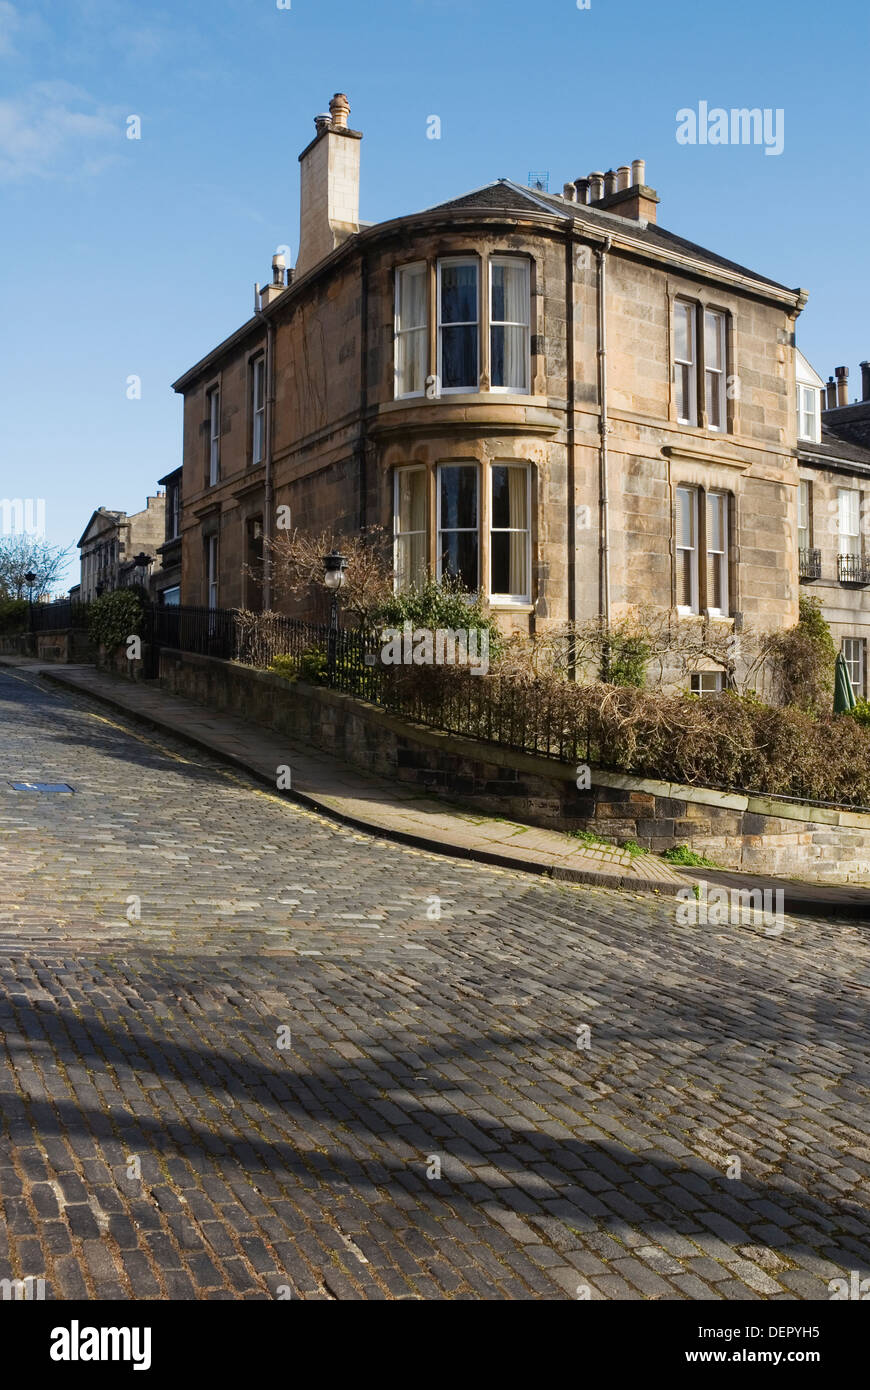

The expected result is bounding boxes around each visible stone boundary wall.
[0,630,93,662]
[157,648,870,885]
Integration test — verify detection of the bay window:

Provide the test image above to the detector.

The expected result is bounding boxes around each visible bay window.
[395,263,428,398]
[438,259,479,392]
[490,259,530,393]
[394,466,428,590]
[437,464,478,589]
[490,464,530,602]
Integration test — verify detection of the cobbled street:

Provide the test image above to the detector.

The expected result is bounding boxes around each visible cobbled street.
[1,665,868,1301]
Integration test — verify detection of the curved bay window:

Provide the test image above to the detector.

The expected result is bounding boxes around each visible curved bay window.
[490,259,530,393]
[437,463,479,589]
[394,466,427,589]
[490,463,530,602]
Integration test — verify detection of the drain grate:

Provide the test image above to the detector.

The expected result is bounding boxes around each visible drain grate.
[10,782,75,793]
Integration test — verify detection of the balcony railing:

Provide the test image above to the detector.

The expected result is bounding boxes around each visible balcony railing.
[798,547,822,581]
[838,553,870,585]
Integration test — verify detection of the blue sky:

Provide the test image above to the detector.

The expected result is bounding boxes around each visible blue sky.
[1,0,868,592]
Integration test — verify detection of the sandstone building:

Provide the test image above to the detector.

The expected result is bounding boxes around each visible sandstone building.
[77,497,165,602]
[172,93,813,691]
[797,358,870,697]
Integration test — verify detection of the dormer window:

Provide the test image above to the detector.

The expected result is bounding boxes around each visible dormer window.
[797,383,821,443]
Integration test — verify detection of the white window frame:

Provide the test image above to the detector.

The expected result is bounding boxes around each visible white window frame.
[206,534,218,610]
[674,301,697,426]
[252,356,266,464]
[704,309,727,432]
[797,384,820,444]
[489,257,530,395]
[393,465,428,591]
[842,638,865,697]
[838,487,860,559]
[394,262,429,400]
[489,462,531,604]
[436,462,479,590]
[798,478,810,552]
[705,491,729,616]
[208,386,220,486]
[436,257,479,395]
[691,671,724,696]
[676,485,699,614]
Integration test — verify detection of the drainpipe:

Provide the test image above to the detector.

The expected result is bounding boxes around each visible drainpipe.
[565,238,577,674]
[595,236,613,676]
[254,296,276,611]
[358,253,369,532]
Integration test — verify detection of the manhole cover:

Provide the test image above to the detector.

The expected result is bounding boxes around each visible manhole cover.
[10,782,75,793]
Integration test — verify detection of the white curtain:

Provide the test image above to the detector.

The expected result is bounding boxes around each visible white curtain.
[397,469,427,587]
[397,266,427,395]
[508,466,528,596]
[491,261,529,391]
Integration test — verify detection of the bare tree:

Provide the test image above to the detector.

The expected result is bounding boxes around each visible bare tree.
[0,536,72,601]
[264,526,394,629]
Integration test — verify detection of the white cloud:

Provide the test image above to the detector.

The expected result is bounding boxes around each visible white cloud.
[0,82,120,180]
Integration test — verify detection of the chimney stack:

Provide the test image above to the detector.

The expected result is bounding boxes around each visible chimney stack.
[825,376,838,410]
[582,158,659,223]
[861,361,870,402]
[258,253,288,308]
[835,365,849,407]
[295,92,362,278]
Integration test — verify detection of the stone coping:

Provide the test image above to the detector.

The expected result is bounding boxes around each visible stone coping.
[161,648,870,831]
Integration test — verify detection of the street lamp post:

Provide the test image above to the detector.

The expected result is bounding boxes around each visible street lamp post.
[24,571,37,643]
[322,551,347,685]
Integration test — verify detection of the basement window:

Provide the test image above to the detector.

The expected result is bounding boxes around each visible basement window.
[690,672,723,696]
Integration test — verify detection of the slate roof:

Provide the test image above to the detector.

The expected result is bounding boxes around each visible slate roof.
[424,179,794,294]
[800,422,870,471]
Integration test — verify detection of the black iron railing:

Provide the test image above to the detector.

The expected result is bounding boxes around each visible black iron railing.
[798,547,822,581]
[838,553,870,585]
[151,604,384,702]
[30,599,90,632]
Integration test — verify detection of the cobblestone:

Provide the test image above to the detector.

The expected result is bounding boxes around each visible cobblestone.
[0,666,868,1300]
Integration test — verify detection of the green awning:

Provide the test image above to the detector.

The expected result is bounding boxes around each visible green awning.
[834,651,857,713]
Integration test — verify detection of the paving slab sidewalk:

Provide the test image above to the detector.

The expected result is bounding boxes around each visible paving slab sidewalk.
[4,658,686,894]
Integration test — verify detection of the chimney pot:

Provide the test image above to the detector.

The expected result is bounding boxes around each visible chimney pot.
[604,169,618,197]
[617,164,631,191]
[861,360,870,402]
[329,93,350,128]
[574,177,589,204]
[631,158,645,186]
[588,171,605,201]
[835,365,849,407]
[562,182,577,201]
[314,113,331,134]
[825,376,838,410]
